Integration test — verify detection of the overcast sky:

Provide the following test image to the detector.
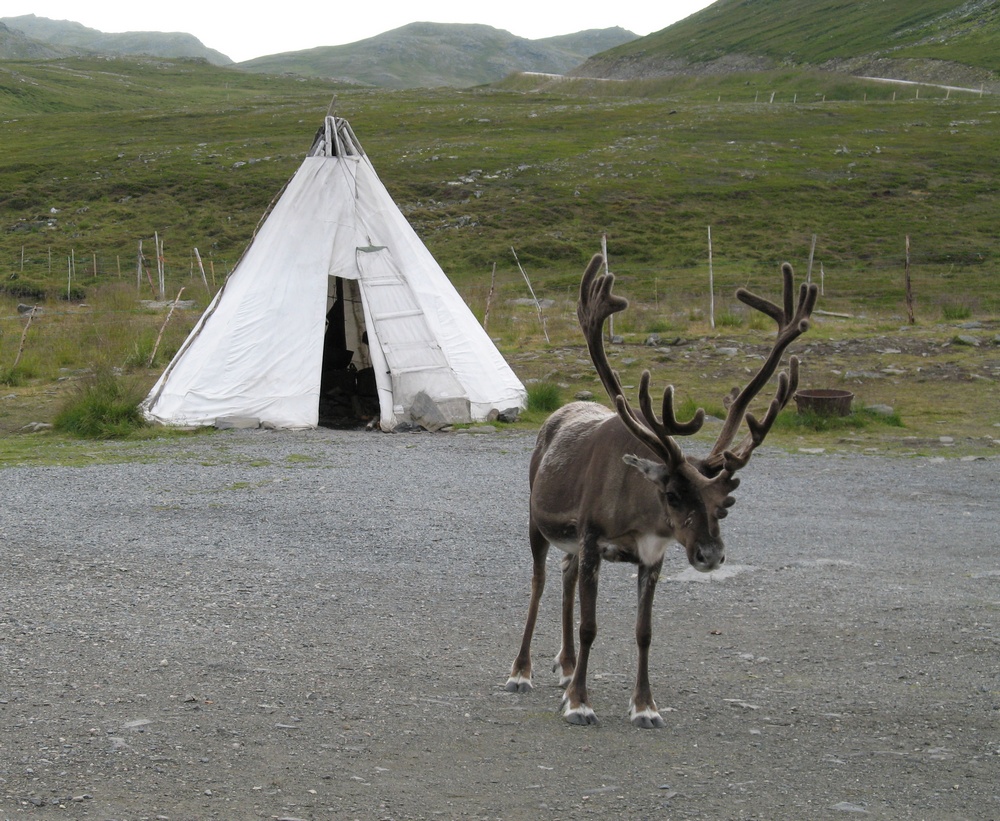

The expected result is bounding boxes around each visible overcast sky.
[3,1,716,62]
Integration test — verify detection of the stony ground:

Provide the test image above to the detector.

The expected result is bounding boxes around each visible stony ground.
[0,427,997,820]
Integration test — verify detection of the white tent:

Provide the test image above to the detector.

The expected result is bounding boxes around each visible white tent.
[142,116,526,431]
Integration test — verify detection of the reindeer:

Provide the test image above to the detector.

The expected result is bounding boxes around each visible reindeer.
[505,254,818,728]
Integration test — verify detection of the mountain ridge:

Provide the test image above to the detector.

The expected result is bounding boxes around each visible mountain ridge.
[236,23,637,88]
[1,14,232,65]
[4,3,998,92]
[0,15,636,88]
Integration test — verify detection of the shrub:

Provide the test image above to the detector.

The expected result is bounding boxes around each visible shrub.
[53,367,148,438]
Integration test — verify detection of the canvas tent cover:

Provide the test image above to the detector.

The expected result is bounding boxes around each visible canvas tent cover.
[143,117,526,431]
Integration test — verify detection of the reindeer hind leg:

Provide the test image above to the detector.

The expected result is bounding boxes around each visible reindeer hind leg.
[505,519,549,693]
[562,530,600,725]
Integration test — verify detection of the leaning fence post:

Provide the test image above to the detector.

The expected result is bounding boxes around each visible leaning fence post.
[511,247,549,344]
[12,306,37,370]
[193,247,210,291]
[483,262,497,332]
[148,288,185,367]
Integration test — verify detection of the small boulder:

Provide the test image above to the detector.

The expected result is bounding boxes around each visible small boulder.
[408,391,449,432]
[214,416,260,430]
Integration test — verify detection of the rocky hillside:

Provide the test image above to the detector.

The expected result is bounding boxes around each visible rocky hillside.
[0,21,68,59]
[0,14,232,65]
[574,0,1000,90]
[237,23,638,88]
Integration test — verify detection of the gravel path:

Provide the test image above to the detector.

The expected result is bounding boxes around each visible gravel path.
[1,428,997,820]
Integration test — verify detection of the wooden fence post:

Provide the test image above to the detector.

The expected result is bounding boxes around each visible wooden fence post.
[904,235,915,325]
[708,226,715,329]
[483,262,497,332]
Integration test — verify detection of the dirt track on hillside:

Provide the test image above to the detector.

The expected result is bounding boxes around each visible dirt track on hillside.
[1,428,997,819]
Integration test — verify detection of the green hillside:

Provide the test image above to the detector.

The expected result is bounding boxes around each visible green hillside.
[1,55,996,313]
[583,0,1000,83]
[0,56,329,114]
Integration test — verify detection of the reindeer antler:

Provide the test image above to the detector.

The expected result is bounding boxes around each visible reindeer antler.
[578,254,704,469]
[705,262,819,474]
[578,254,629,403]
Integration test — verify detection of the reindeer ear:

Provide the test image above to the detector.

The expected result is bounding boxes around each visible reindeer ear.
[623,453,670,485]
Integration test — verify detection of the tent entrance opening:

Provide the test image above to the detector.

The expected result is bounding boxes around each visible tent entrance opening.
[319,276,379,428]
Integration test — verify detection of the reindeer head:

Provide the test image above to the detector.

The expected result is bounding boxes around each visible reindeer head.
[578,254,818,572]
[623,452,737,571]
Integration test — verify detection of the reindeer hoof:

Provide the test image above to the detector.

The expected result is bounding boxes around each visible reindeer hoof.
[561,696,598,725]
[504,674,532,693]
[629,706,666,729]
[564,704,598,725]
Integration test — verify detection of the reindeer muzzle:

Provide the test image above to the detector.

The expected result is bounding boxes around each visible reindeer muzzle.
[691,540,726,572]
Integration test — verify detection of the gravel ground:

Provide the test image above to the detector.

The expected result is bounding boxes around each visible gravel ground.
[0,427,997,820]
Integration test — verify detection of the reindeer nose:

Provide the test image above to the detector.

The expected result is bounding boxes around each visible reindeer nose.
[694,544,726,571]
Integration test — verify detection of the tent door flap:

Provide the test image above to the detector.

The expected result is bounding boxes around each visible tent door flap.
[355,247,470,425]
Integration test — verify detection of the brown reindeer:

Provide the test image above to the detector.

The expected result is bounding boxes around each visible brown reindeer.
[505,254,818,727]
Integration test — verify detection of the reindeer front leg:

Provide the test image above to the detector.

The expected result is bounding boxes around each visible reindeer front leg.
[562,529,600,724]
[553,552,578,687]
[630,560,666,728]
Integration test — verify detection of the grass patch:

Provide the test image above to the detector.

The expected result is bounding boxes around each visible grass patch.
[52,367,149,439]
[0,367,27,386]
[645,318,676,334]
[716,311,744,328]
[526,382,563,413]
[675,394,728,423]
[773,407,903,433]
[942,304,973,321]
